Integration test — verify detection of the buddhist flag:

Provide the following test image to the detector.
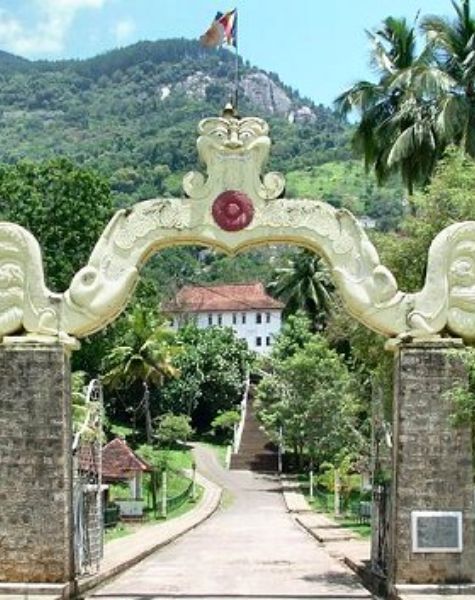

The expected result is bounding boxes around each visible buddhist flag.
[200,9,237,48]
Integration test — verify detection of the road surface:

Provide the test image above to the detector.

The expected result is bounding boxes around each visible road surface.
[89,444,372,600]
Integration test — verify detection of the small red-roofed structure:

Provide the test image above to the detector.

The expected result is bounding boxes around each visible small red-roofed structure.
[101,438,151,482]
[79,437,151,503]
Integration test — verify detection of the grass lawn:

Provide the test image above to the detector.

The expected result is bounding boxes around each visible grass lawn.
[105,443,200,542]
[300,481,372,539]
[337,517,371,539]
[104,484,204,543]
[160,446,194,471]
[104,522,134,543]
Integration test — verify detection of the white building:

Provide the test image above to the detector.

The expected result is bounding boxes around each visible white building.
[166,282,284,354]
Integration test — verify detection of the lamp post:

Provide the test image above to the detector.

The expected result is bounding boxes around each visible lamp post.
[192,460,197,501]
[278,426,283,474]
[161,469,167,518]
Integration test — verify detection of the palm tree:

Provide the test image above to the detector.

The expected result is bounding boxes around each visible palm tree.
[103,306,180,513]
[335,16,452,196]
[421,0,475,156]
[268,250,333,331]
[103,306,180,441]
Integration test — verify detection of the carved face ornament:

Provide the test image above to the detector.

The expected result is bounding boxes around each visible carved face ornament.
[197,117,270,166]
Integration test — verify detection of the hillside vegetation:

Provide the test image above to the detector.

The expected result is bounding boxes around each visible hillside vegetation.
[0,38,402,226]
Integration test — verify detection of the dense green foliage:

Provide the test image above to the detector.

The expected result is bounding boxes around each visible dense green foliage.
[0,38,403,231]
[380,147,475,291]
[2,11,474,472]
[256,313,366,469]
[268,250,334,329]
[156,413,193,447]
[337,1,475,195]
[102,306,180,449]
[0,40,345,199]
[326,148,475,438]
[160,324,253,432]
[211,410,241,441]
[286,161,404,230]
[0,158,112,290]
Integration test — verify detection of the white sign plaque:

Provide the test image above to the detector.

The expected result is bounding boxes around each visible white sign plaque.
[411,511,463,553]
[116,499,144,517]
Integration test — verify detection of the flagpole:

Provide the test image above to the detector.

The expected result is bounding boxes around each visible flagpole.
[234,9,239,112]
[200,9,239,112]
[234,42,239,111]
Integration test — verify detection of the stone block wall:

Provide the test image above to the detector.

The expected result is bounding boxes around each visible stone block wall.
[389,340,475,586]
[0,343,74,583]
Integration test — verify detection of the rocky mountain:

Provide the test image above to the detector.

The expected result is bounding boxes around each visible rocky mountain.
[0,39,350,204]
[0,38,404,297]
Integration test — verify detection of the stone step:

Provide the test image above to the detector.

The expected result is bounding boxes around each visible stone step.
[230,392,277,472]
[230,461,277,472]
[240,439,271,446]
[230,453,275,461]
[230,452,278,471]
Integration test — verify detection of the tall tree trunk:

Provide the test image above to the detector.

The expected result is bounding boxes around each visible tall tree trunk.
[143,382,157,516]
[143,382,153,444]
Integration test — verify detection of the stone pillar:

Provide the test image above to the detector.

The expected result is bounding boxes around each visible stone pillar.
[389,340,475,589]
[0,343,74,584]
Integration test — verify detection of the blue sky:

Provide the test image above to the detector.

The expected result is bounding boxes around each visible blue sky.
[0,0,457,107]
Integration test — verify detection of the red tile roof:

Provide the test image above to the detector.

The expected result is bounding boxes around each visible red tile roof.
[165,282,284,312]
[101,438,151,481]
[79,438,151,482]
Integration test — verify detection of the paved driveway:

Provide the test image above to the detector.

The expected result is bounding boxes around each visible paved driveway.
[90,444,372,600]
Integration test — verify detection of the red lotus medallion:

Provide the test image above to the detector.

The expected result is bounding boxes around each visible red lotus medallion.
[212,190,254,232]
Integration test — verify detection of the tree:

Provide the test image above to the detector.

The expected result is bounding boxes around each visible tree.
[102,305,180,443]
[268,250,334,330]
[335,16,452,196]
[160,324,253,432]
[256,334,364,470]
[270,311,314,361]
[326,146,475,467]
[379,146,475,292]
[0,158,113,291]
[211,410,241,442]
[156,413,193,447]
[421,0,475,157]
[102,306,180,514]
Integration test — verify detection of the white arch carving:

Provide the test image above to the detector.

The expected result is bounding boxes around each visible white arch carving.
[0,113,474,345]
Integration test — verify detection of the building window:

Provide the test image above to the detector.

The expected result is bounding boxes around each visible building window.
[266,312,271,323]
[208,313,213,325]
[218,313,223,325]
[232,313,237,325]
[242,313,246,324]
[256,312,262,324]
[266,336,271,346]
[256,336,262,347]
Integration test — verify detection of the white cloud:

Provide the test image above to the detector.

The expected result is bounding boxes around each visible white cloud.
[0,0,109,57]
[113,18,136,45]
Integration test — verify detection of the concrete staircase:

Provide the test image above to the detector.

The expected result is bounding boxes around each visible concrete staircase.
[229,396,277,472]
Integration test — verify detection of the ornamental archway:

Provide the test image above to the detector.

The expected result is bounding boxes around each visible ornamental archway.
[0,110,474,594]
[1,112,475,344]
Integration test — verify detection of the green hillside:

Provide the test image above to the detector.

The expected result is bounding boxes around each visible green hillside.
[0,40,350,201]
[286,161,404,231]
[0,38,404,291]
